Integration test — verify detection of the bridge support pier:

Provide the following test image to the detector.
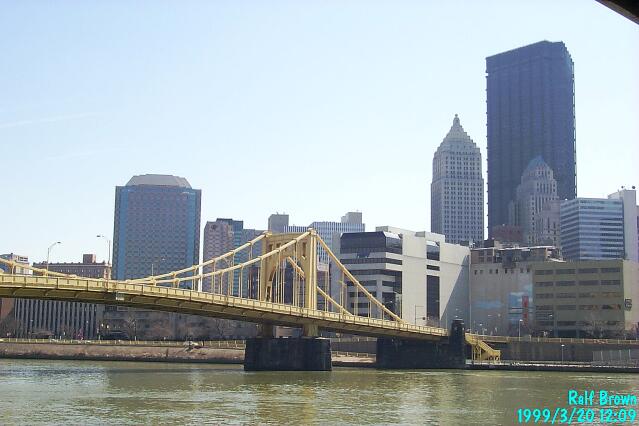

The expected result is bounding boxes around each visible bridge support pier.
[376,319,466,369]
[244,337,332,371]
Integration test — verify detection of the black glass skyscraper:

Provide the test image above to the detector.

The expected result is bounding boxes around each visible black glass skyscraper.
[486,41,576,235]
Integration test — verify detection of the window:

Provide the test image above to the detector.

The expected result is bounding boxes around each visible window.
[578,305,598,310]
[427,265,440,271]
[426,275,440,320]
[426,242,440,261]
[556,281,575,286]
[578,280,599,286]
[557,293,576,299]
[601,267,621,273]
[557,305,577,310]
[578,268,598,274]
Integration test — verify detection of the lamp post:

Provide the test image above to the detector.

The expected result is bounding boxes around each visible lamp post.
[561,344,565,363]
[518,318,524,339]
[151,257,166,276]
[46,241,62,271]
[414,305,425,325]
[96,235,111,265]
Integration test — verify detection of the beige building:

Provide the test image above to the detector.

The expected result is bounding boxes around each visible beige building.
[0,254,32,334]
[533,259,639,338]
[22,254,112,339]
[470,244,561,336]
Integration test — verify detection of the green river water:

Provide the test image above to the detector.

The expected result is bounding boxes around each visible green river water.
[0,359,637,425]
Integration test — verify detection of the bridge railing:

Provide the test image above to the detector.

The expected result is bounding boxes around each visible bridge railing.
[475,334,639,346]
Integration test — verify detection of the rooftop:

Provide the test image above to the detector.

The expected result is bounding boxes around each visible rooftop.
[126,174,192,188]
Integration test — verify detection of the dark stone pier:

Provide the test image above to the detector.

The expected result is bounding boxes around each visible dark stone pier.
[244,337,332,371]
[376,319,466,369]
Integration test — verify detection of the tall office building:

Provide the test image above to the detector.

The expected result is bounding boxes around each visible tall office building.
[508,156,560,246]
[108,174,201,339]
[268,213,290,233]
[608,189,639,262]
[112,174,201,280]
[487,41,576,235]
[560,189,638,262]
[202,218,263,293]
[285,212,365,264]
[561,198,624,260]
[431,114,484,244]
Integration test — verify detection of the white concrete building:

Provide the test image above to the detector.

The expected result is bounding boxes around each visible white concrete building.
[431,114,484,244]
[332,227,470,328]
[608,188,639,262]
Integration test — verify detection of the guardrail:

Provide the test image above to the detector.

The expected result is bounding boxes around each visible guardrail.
[332,350,375,359]
[476,334,639,345]
[0,338,246,349]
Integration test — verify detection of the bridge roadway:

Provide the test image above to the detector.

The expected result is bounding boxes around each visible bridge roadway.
[0,273,447,342]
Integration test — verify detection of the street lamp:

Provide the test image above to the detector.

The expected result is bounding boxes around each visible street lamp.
[46,241,62,271]
[561,344,565,363]
[518,319,524,339]
[151,257,166,276]
[414,305,425,325]
[96,235,111,265]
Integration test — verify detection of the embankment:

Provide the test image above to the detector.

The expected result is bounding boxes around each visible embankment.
[0,340,244,364]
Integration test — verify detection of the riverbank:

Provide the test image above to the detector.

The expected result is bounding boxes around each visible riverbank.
[0,339,375,366]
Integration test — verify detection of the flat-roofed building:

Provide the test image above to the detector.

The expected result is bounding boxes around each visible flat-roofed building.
[21,254,112,339]
[0,254,31,327]
[532,259,639,338]
[332,227,470,328]
[470,243,561,336]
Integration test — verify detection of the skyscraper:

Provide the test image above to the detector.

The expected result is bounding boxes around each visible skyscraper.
[112,174,201,280]
[108,174,201,339]
[202,218,263,294]
[508,156,560,246]
[285,212,365,264]
[486,41,576,235]
[560,198,625,261]
[431,114,484,244]
[267,213,289,233]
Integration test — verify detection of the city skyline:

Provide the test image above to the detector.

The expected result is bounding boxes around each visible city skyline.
[1,1,638,262]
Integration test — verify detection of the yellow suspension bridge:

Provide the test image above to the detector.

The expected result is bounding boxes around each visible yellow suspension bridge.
[0,230,499,368]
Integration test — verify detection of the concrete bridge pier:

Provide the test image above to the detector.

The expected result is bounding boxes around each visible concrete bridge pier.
[376,319,466,369]
[243,324,332,371]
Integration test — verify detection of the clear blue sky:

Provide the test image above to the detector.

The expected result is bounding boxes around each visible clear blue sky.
[1,1,638,263]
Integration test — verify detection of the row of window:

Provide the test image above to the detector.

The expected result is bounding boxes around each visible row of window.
[535,267,621,276]
[537,291,622,299]
[474,267,531,275]
[535,279,621,287]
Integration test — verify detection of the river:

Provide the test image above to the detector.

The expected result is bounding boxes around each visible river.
[0,359,637,425]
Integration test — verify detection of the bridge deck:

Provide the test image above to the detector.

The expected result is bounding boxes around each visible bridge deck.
[0,274,447,341]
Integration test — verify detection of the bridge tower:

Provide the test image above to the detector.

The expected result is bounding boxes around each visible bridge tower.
[245,230,331,370]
